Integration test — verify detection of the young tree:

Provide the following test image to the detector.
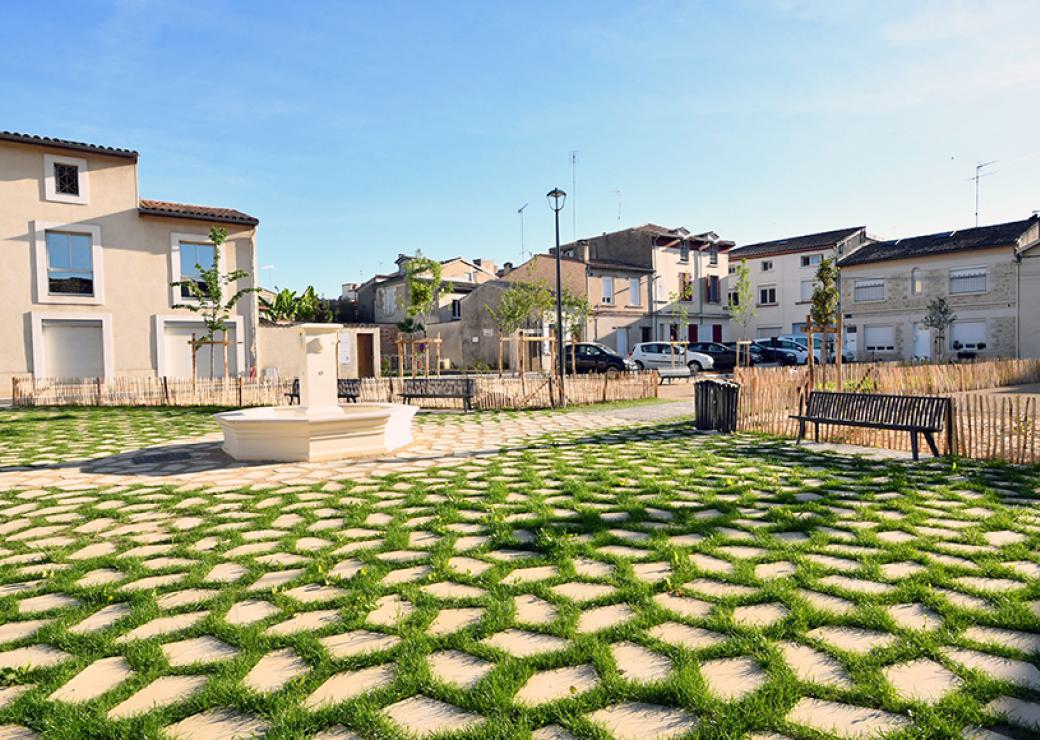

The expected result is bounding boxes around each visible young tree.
[727,260,755,339]
[171,226,258,378]
[809,257,840,360]
[922,296,957,360]
[487,280,553,335]
[260,285,332,323]
[397,252,443,336]
[560,288,590,340]
[667,291,691,342]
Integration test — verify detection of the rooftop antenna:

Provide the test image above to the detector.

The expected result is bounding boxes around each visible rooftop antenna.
[969,160,998,227]
[611,189,622,228]
[517,203,528,260]
[569,150,578,241]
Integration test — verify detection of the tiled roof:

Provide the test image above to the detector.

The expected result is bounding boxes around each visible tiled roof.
[730,226,865,259]
[0,131,139,160]
[138,199,259,226]
[838,217,1036,267]
[585,258,654,273]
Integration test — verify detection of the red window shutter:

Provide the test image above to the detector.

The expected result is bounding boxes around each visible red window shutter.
[712,324,722,342]
[688,324,698,342]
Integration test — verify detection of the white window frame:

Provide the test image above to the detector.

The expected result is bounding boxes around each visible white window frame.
[43,154,89,205]
[950,320,987,351]
[800,253,822,268]
[853,278,885,303]
[800,279,815,302]
[602,276,614,304]
[863,325,896,353]
[32,220,104,305]
[910,268,923,295]
[758,284,778,306]
[154,314,246,377]
[761,260,774,272]
[451,298,462,320]
[30,311,113,379]
[169,231,225,307]
[948,266,987,295]
[628,277,641,307]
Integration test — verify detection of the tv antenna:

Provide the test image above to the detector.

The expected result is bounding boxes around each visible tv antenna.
[569,150,578,241]
[611,189,622,228]
[517,203,528,260]
[968,160,998,227]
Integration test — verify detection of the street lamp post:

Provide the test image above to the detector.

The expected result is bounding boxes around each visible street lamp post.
[547,188,567,407]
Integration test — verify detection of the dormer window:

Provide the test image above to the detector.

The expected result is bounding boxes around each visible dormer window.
[679,243,689,262]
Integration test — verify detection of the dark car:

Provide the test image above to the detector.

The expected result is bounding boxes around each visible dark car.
[724,340,797,366]
[687,341,751,372]
[563,342,630,374]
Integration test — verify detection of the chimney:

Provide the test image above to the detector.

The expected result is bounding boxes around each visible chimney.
[503,261,514,273]
[578,239,591,263]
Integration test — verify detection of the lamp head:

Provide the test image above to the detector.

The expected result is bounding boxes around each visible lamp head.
[546,187,567,213]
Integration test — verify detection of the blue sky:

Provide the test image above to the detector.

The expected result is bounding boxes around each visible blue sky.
[3,1,1039,295]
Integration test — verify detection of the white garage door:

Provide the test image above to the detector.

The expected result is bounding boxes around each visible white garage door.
[43,320,103,378]
[163,323,237,378]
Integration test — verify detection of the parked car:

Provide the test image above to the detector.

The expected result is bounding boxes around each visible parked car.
[627,342,714,372]
[778,333,854,364]
[722,340,798,366]
[687,341,752,372]
[563,342,632,374]
[749,338,810,365]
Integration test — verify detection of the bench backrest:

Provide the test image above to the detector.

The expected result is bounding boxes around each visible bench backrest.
[402,378,475,396]
[805,391,949,430]
[337,379,361,397]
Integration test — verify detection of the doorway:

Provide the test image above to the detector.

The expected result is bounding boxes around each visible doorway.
[615,329,627,356]
[357,332,376,377]
[913,324,931,360]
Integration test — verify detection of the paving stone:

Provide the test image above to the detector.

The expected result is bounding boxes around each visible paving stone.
[685,578,757,599]
[785,697,909,738]
[482,629,570,657]
[503,565,558,585]
[887,602,942,631]
[531,725,577,740]
[0,725,38,739]
[248,568,305,592]
[243,648,309,693]
[732,602,789,628]
[778,641,853,689]
[700,656,767,700]
[108,675,208,719]
[427,650,493,688]
[367,594,414,627]
[320,629,400,658]
[577,603,636,634]
[381,695,485,737]
[69,603,131,635]
[513,594,557,625]
[0,687,31,711]
[162,635,238,667]
[17,594,78,615]
[648,622,725,650]
[883,658,961,704]
[942,646,1040,689]
[312,726,360,740]
[156,589,217,610]
[225,599,280,626]
[611,642,672,682]
[264,609,339,637]
[0,645,70,670]
[551,582,616,602]
[986,696,1040,731]
[304,664,395,709]
[515,664,599,705]
[964,626,1040,654]
[652,593,712,619]
[587,701,699,739]
[0,620,50,645]
[284,584,347,604]
[48,656,133,703]
[116,611,208,643]
[807,625,897,655]
[447,556,492,577]
[164,708,269,739]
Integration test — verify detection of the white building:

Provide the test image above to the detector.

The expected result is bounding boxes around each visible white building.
[726,227,870,339]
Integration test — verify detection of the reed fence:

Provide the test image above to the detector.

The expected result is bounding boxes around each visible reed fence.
[10,371,658,412]
[733,359,1040,464]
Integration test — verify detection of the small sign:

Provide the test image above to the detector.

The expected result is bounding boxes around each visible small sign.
[337,332,352,364]
[483,328,493,337]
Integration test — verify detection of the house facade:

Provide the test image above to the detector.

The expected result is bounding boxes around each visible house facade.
[838,217,1039,361]
[0,131,260,393]
[725,226,870,339]
[554,224,734,347]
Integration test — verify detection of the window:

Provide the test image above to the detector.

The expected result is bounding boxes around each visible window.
[451,299,461,320]
[381,286,396,315]
[31,312,113,380]
[678,243,689,262]
[863,326,896,352]
[178,242,216,298]
[761,260,774,272]
[54,163,80,196]
[45,231,94,295]
[704,275,722,304]
[601,276,614,304]
[949,267,987,294]
[727,289,739,307]
[708,245,718,266]
[679,273,692,301]
[628,277,641,306]
[758,285,777,305]
[951,321,987,350]
[43,154,88,204]
[854,278,885,302]
[800,279,815,302]
[728,265,736,275]
[910,268,923,295]
[800,254,823,268]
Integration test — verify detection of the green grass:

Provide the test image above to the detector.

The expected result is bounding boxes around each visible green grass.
[0,415,1037,737]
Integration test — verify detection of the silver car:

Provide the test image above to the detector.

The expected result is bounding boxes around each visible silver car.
[628,342,715,372]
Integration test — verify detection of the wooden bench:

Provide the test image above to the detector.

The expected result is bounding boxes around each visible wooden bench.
[790,390,952,461]
[657,366,692,384]
[400,377,476,412]
[285,378,362,405]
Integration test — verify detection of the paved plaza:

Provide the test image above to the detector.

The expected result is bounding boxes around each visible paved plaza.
[0,403,1038,737]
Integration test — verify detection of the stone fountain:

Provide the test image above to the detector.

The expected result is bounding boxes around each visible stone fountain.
[215,324,417,462]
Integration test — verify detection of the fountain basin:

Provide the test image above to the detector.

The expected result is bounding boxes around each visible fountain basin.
[215,403,418,462]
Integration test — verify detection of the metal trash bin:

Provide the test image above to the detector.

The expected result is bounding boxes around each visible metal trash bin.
[693,378,740,432]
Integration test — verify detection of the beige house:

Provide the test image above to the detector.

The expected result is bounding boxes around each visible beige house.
[838,217,1039,361]
[0,131,260,393]
[725,226,870,339]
